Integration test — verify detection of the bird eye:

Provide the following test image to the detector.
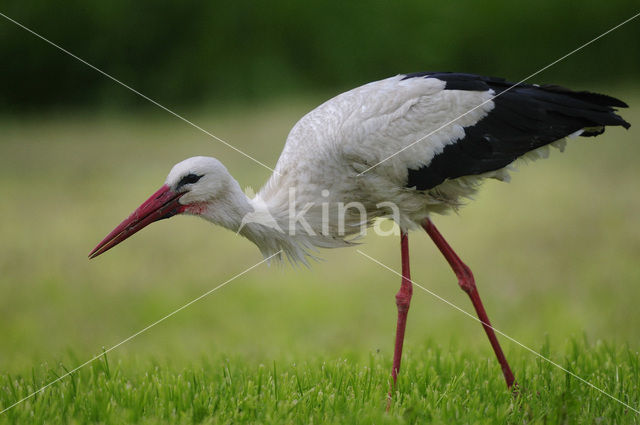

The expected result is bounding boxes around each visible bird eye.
[177,173,202,189]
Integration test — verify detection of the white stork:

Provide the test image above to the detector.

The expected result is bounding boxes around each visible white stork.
[89,72,630,391]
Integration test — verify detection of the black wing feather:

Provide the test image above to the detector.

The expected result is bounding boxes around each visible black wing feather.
[403,73,630,190]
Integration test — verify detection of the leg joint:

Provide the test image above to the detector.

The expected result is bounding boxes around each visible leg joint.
[456,262,476,294]
[395,285,413,312]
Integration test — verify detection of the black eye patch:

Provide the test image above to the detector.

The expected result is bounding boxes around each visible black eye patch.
[176,173,203,189]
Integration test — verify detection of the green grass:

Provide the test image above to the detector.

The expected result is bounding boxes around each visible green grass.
[1,339,638,424]
[1,90,639,423]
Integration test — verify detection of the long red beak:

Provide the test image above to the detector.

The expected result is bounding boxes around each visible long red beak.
[89,185,184,259]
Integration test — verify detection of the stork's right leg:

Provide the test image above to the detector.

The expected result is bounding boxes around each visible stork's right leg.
[422,218,516,389]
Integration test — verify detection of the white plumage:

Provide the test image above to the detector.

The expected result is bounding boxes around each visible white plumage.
[151,74,623,263]
[238,76,499,261]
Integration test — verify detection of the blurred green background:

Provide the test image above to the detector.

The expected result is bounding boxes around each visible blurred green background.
[1,1,639,112]
[0,0,639,392]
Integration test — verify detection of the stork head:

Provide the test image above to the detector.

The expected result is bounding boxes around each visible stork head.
[89,156,241,259]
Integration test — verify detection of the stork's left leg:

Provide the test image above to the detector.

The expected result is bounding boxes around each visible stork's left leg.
[389,232,412,392]
[422,218,516,389]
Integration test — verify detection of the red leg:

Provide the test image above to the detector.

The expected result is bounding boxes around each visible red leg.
[422,218,516,389]
[389,232,412,397]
